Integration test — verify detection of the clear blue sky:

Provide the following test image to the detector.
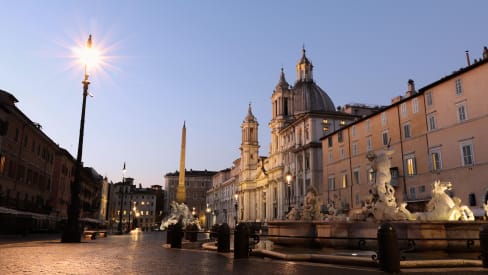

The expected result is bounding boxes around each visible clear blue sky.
[1,1,487,187]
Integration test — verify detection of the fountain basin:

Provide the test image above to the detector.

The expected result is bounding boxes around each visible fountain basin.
[267,220,487,252]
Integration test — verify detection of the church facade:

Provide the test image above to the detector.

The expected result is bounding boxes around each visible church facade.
[237,49,358,222]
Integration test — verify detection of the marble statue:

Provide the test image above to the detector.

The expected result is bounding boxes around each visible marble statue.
[286,207,298,220]
[365,149,408,221]
[401,180,474,221]
[160,201,201,230]
[301,187,323,220]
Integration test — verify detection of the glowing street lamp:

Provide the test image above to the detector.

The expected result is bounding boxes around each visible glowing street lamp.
[286,172,293,212]
[234,193,239,225]
[62,35,100,243]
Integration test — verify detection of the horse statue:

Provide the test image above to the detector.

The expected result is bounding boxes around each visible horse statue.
[402,180,474,221]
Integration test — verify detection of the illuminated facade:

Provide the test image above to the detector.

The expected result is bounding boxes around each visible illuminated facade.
[323,47,488,216]
[237,49,360,222]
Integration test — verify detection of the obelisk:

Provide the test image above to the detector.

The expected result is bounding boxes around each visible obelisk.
[176,121,186,203]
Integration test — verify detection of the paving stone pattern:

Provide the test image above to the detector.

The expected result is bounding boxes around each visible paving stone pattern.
[0,231,485,275]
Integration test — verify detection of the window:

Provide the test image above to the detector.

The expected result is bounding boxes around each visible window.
[353,168,360,185]
[328,176,335,191]
[339,147,345,159]
[352,142,358,156]
[460,141,474,166]
[328,151,333,162]
[419,185,426,193]
[430,148,442,171]
[366,137,373,151]
[427,114,437,131]
[351,125,356,137]
[457,102,468,122]
[338,131,343,143]
[412,98,419,113]
[382,130,389,146]
[455,78,463,95]
[426,91,433,106]
[403,123,411,139]
[381,112,387,126]
[405,154,417,176]
[409,187,416,199]
[341,174,347,189]
[328,136,333,147]
[365,119,371,133]
[400,103,407,117]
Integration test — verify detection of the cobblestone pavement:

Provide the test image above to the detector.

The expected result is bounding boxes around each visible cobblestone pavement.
[0,231,486,274]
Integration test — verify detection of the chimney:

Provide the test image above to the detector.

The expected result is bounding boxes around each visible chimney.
[483,46,488,60]
[466,50,471,66]
[406,79,416,97]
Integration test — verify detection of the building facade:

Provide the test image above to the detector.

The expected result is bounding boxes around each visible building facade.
[237,49,364,223]
[323,47,488,216]
[0,89,107,232]
[206,161,240,228]
[163,169,217,220]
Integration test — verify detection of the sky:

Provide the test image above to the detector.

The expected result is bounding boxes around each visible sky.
[1,1,487,188]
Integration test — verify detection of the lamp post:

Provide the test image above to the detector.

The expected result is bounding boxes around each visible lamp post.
[132,203,137,229]
[285,172,292,213]
[206,203,211,229]
[127,199,132,232]
[62,35,97,243]
[234,193,238,226]
[117,164,127,234]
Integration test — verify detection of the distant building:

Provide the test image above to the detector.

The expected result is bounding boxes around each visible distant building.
[108,179,162,232]
[150,184,165,227]
[206,161,240,227]
[131,184,158,231]
[164,169,217,219]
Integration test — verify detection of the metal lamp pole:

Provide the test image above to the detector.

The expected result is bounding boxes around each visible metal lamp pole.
[117,164,127,234]
[62,35,93,243]
[234,193,238,226]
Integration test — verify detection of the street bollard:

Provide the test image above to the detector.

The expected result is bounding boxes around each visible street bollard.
[234,223,249,259]
[166,224,173,244]
[217,223,230,252]
[480,224,488,268]
[171,220,183,248]
[377,223,400,273]
[189,224,198,242]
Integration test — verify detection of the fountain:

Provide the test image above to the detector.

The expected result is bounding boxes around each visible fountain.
[160,201,201,230]
[268,148,487,253]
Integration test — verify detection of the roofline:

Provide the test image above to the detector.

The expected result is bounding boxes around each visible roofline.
[320,58,488,140]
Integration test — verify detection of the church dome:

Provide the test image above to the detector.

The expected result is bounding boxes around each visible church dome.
[292,48,335,113]
[292,81,336,114]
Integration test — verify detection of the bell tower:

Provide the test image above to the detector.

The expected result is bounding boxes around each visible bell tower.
[240,103,259,181]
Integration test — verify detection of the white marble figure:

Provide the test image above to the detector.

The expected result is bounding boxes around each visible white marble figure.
[402,181,474,221]
[301,187,323,220]
[160,201,201,230]
[286,207,298,220]
[365,149,407,220]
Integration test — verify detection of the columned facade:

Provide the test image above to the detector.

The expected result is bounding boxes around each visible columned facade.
[237,49,358,222]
